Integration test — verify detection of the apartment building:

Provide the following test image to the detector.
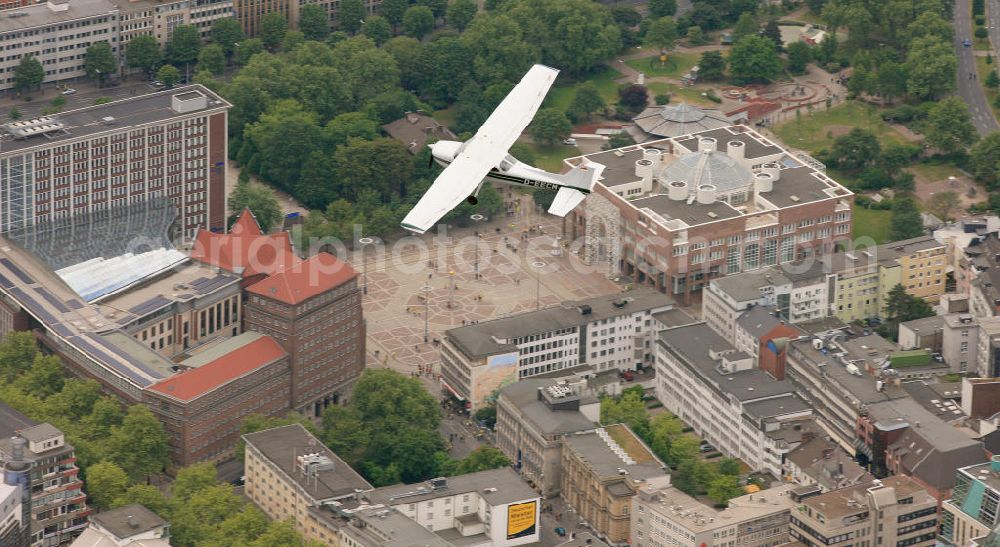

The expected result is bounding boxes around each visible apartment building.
[631,483,797,547]
[900,313,979,374]
[784,435,871,493]
[0,0,119,92]
[244,252,364,416]
[564,126,853,305]
[967,231,1000,319]
[0,407,88,547]
[655,322,813,477]
[70,504,169,546]
[243,424,375,542]
[368,468,542,547]
[0,445,28,547]
[733,305,803,367]
[561,425,669,544]
[892,235,948,300]
[142,332,292,465]
[789,476,938,547]
[0,86,229,238]
[234,0,379,37]
[494,378,600,497]
[113,0,233,46]
[941,457,1000,546]
[441,289,678,411]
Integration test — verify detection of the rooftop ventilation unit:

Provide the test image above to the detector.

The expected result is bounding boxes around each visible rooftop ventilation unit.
[3,116,66,139]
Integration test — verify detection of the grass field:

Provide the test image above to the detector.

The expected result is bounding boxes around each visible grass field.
[910,162,963,182]
[773,101,907,154]
[626,52,699,79]
[646,82,717,106]
[524,142,578,172]
[975,55,1000,120]
[545,66,624,113]
[852,203,892,244]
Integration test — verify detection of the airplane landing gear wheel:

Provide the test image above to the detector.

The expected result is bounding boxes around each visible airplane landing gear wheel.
[467,195,478,205]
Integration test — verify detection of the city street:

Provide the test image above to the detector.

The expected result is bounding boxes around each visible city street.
[956,0,1000,135]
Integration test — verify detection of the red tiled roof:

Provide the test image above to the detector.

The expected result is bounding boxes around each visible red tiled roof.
[147,335,287,401]
[246,253,357,305]
[190,209,300,277]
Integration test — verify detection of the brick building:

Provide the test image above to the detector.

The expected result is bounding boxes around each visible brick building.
[564,126,853,305]
[143,332,292,465]
[0,86,228,238]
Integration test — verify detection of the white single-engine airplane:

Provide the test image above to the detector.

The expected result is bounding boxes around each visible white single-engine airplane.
[401,64,604,234]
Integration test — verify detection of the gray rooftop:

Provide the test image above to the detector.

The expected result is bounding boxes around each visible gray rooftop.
[243,424,373,503]
[899,315,945,336]
[312,505,453,547]
[673,127,782,159]
[91,504,167,540]
[563,425,666,481]
[0,85,229,155]
[630,192,742,224]
[180,332,275,369]
[658,322,798,402]
[737,306,786,339]
[498,379,598,435]
[369,468,538,507]
[447,288,674,358]
[712,268,791,303]
[634,103,735,139]
[900,380,965,420]
[787,334,908,404]
[0,401,36,439]
[0,0,116,35]
[651,307,696,329]
[885,411,986,492]
[742,394,811,420]
[17,423,62,444]
[660,150,753,193]
[557,532,610,547]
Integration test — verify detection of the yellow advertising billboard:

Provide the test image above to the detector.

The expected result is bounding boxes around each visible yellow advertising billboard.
[506,501,537,540]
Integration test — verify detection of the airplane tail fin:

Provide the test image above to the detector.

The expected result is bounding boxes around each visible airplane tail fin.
[553,160,604,191]
[548,187,586,216]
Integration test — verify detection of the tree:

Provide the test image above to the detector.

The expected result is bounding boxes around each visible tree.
[707,475,744,506]
[156,64,181,87]
[732,12,759,42]
[987,70,1000,89]
[211,18,245,58]
[669,435,701,465]
[786,41,811,74]
[236,38,265,65]
[925,96,977,155]
[645,17,677,51]
[728,35,782,84]
[247,100,324,198]
[617,84,648,113]
[567,81,606,121]
[699,51,726,80]
[600,387,649,433]
[13,55,44,95]
[503,0,621,76]
[113,484,171,517]
[84,42,116,86]
[106,405,170,482]
[259,13,288,51]
[166,24,201,77]
[9,107,20,121]
[403,5,435,39]
[889,198,924,241]
[451,447,510,474]
[875,61,908,103]
[762,19,783,50]
[197,44,226,75]
[229,180,283,232]
[474,404,497,429]
[926,191,961,221]
[831,128,881,170]
[126,35,162,78]
[338,0,364,34]
[648,0,677,17]
[14,355,65,398]
[362,16,393,45]
[447,0,478,31]
[333,137,414,201]
[686,25,706,45]
[324,111,380,147]
[906,36,956,99]
[969,132,1000,188]
[884,283,935,323]
[718,457,741,476]
[300,4,331,40]
[528,107,572,145]
[381,0,409,28]
[281,30,305,51]
[86,461,130,509]
[419,0,448,18]
[672,460,700,494]
[173,462,219,501]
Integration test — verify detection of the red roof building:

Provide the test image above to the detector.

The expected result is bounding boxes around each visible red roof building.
[190,209,300,282]
[144,332,292,465]
[245,253,357,305]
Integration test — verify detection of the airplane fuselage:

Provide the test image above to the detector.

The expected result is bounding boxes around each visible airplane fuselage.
[429,140,588,195]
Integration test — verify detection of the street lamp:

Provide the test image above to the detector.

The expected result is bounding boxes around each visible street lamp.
[447,270,456,309]
[421,285,433,343]
[358,236,374,295]
[531,260,546,311]
[471,214,485,280]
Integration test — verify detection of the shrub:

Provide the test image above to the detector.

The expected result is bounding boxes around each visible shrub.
[705,91,722,103]
[976,27,988,39]
[976,16,985,25]
[655,93,671,105]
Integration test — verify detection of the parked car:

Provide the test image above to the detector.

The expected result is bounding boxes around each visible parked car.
[231,475,245,486]
[554,527,567,537]
[964,38,972,47]
[699,444,715,453]
[61,88,76,95]
[562,138,578,146]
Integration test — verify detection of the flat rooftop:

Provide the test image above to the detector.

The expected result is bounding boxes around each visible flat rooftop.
[658,322,798,402]
[243,424,373,502]
[0,85,229,155]
[0,0,116,34]
[370,468,538,507]
[800,476,933,520]
[638,483,797,533]
[447,288,674,358]
[564,426,666,481]
[498,378,598,435]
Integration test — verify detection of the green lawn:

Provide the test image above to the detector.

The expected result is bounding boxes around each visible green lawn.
[910,162,963,182]
[772,101,907,155]
[545,66,624,112]
[524,142,578,172]
[852,204,892,244]
[625,52,700,79]
[975,55,1000,120]
[646,82,717,107]
[433,106,457,131]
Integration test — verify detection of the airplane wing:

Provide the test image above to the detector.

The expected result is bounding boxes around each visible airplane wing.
[401,65,560,234]
[547,187,586,217]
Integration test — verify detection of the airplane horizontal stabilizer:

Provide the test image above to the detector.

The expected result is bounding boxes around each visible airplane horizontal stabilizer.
[548,187,586,217]
[553,160,605,192]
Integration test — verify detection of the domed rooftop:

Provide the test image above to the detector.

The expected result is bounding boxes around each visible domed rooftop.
[633,103,735,139]
[659,150,753,194]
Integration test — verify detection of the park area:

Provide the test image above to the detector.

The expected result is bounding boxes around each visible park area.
[772,102,909,154]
